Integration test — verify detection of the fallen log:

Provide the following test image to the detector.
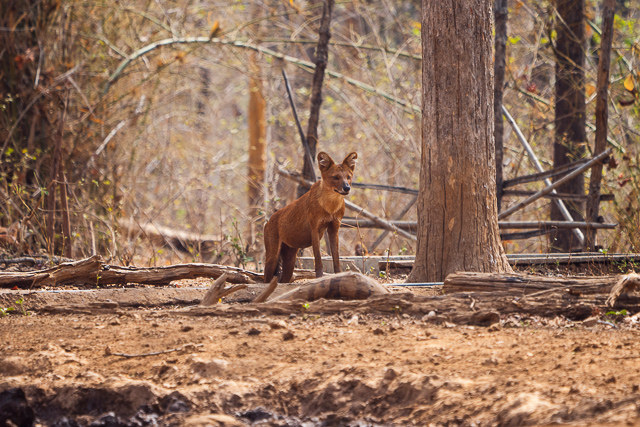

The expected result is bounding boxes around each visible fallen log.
[606,273,640,307]
[167,290,640,322]
[269,272,390,302]
[98,263,262,286]
[0,256,315,289]
[443,271,620,295]
[0,256,102,289]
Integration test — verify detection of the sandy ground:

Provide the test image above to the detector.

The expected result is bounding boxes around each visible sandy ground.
[2,279,640,426]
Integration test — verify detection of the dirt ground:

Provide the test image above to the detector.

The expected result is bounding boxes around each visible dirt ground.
[2,276,640,427]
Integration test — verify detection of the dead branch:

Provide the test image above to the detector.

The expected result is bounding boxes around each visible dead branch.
[200,273,228,306]
[253,277,278,303]
[606,273,640,307]
[105,343,203,358]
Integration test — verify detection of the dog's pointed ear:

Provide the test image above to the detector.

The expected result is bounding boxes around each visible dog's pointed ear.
[342,152,358,172]
[317,152,335,172]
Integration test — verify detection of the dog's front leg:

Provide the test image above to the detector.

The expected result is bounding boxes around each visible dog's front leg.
[310,228,323,278]
[327,221,341,274]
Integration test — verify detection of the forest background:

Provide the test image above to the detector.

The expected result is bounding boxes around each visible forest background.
[1,0,639,269]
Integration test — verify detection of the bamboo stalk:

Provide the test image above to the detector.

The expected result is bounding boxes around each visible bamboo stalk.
[369,195,418,252]
[502,158,588,188]
[498,221,616,230]
[498,148,613,220]
[502,106,584,244]
[502,190,614,202]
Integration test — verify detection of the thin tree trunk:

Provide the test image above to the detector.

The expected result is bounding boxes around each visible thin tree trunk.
[247,3,267,263]
[408,0,512,283]
[494,0,508,211]
[58,169,72,258]
[247,58,267,259]
[584,0,616,251]
[47,92,69,254]
[297,0,334,198]
[550,0,587,252]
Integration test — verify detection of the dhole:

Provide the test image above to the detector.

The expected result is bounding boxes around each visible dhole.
[264,151,357,283]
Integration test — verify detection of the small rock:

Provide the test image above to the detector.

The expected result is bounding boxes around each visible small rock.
[109,319,121,326]
[581,316,598,327]
[430,335,438,339]
[383,368,398,381]
[282,331,295,341]
[247,328,261,336]
[184,414,245,427]
[421,311,437,321]
[289,313,297,319]
[487,323,501,332]
[269,320,287,330]
[482,356,499,366]
[372,328,384,336]
[181,325,194,332]
[605,375,616,384]
[88,412,125,426]
[52,417,81,427]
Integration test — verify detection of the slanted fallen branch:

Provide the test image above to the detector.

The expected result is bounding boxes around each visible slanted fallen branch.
[253,277,278,303]
[200,274,247,306]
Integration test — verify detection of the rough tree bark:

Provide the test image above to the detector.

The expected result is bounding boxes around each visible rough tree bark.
[407,0,513,283]
[494,0,508,211]
[247,4,267,259]
[550,0,588,252]
[297,0,334,198]
[247,56,267,254]
[584,0,616,251]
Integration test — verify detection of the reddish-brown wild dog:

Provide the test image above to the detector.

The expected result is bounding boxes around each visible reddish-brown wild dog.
[263,151,357,283]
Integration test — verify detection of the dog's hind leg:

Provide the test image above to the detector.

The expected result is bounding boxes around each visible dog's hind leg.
[279,244,298,284]
[263,225,281,283]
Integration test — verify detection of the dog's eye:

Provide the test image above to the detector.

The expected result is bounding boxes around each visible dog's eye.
[333,176,339,180]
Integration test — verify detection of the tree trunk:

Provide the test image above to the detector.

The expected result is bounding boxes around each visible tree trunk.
[247,58,267,258]
[247,4,267,262]
[584,0,616,251]
[494,0,508,211]
[550,0,587,252]
[408,0,512,283]
[297,0,334,198]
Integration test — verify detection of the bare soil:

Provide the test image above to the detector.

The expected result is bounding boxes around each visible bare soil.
[2,277,640,427]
